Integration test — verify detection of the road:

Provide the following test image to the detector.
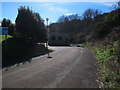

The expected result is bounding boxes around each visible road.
[2,46,98,88]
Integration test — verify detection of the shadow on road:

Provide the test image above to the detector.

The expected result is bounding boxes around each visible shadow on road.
[2,38,52,68]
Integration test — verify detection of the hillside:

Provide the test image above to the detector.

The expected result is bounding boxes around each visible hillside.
[49,8,120,88]
[49,9,120,44]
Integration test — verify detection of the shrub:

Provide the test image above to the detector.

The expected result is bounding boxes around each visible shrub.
[94,22,110,39]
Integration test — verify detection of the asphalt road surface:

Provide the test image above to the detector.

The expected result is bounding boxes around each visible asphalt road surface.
[2,46,98,88]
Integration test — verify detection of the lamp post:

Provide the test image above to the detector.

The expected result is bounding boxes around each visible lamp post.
[46,18,51,57]
[46,18,49,49]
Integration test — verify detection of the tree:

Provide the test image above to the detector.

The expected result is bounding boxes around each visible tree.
[67,14,81,21]
[94,22,110,39]
[118,1,120,8]
[15,6,47,43]
[1,18,15,36]
[93,9,102,17]
[83,9,94,19]
[57,14,81,23]
[112,1,120,10]
[83,8,102,20]
[57,15,69,23]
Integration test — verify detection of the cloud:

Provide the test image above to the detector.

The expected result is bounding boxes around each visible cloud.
[48,6,69,13]
[43,3,49,6]
[42,3,53,7]
[57,7,62,11]
[49,7,54,10]
[57,8,69,13]
[64,9,69,12]
[100,2,114,7]
[65,13,76,16]
[42,3,69,13]
[12,20,15,24]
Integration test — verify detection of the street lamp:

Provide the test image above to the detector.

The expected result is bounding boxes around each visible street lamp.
[46,18,51,58]
[46,18,49,27]
[46,18,49,48]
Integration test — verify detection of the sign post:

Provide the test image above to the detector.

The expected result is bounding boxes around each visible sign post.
[5,34,7,52]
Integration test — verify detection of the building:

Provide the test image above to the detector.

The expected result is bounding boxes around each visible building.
[48,32,69,46]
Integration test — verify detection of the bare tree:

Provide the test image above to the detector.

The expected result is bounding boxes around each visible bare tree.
[57,15,69,23]
[112,1,120,10]
[83,9,93,19]
[68,14,81,21]
[93,9,102,17]
[83,8,102,19]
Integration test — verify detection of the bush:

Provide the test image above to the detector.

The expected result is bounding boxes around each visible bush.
[94,22,110,39]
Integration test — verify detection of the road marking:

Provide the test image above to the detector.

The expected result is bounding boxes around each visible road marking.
[44,48,84,88]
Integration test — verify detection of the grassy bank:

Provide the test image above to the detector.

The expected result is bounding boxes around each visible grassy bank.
[0,35,12,43]
[81,41,120,88]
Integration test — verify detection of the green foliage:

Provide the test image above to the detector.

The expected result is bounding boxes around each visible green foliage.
[79,42,92,48]
[15,6,47,43]
[0,35,12,43]
[80,40,120,88]
[94,41,120,88]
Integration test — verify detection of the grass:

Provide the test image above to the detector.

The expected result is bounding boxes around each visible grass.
[0,35,12,43]
[79,41,120,88]
[93,41,120,88]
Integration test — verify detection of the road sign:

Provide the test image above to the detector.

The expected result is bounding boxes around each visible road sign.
[0,27,8,52]
[0,27,8,35]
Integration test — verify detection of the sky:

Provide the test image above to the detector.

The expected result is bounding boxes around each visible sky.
[1,1,119,25]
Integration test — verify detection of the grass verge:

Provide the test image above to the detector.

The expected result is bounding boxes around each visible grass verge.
[80,41,120,88]
[0,35,12,43]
